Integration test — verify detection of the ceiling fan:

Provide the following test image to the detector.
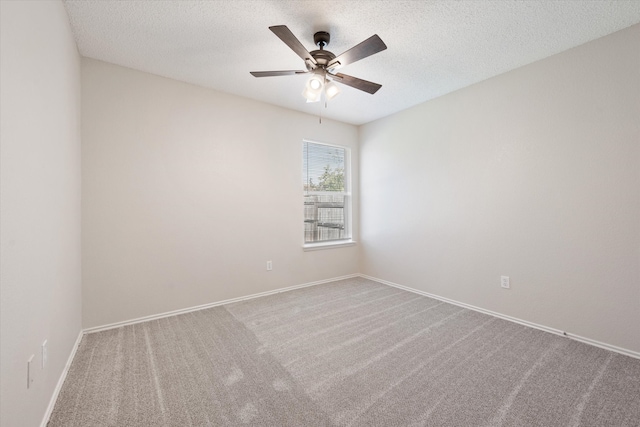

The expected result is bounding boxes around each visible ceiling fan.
[250,25,387,102]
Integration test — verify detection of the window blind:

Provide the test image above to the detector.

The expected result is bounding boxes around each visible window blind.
[303,141,345,193]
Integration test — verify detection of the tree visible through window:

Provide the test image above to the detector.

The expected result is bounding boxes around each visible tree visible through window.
[303,141,351,244]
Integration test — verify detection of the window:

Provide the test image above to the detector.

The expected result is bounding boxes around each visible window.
[303,140,352,247]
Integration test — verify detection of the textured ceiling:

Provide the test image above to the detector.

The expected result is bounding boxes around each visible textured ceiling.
[63,1,640,125]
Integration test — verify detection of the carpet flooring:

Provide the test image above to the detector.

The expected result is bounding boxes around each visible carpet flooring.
[49,277,640,426]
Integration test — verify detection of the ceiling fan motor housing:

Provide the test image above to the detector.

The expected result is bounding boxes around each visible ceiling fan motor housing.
[307,49,336,70]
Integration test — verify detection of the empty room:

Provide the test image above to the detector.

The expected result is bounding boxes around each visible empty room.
[1,1,640,426]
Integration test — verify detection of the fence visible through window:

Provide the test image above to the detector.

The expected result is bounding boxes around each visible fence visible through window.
[304,194,346,243]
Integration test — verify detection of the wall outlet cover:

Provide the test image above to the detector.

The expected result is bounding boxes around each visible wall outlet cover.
[27,354,35,389]
[501,276,510,289]
[42,339,48,368]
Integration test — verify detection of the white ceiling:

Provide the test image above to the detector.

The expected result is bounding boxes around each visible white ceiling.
[63,0,640,125]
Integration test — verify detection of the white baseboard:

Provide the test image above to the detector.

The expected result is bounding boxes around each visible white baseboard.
[40,329,84,427]
[360,274,640,360]
[83,273,360,334]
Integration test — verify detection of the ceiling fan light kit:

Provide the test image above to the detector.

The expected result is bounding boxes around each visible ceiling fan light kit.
[301,71,340,103]
[308,75,323,90]
[251,25,387,105]
[324,81,340,100]
[302,78,323,103]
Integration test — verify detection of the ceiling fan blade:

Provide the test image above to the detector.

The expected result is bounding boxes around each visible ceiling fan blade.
[328,34,387,69]
[269,25,317,66]
[332,73,382,94]
[250,70,308,77]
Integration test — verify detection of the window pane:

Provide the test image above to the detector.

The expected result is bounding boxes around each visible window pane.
[304,194,346,243]
[303,142,345,192]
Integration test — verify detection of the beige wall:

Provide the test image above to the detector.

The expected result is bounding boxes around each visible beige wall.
[0,1,83,426]
[81,59,359,329]
[359,25,640,353]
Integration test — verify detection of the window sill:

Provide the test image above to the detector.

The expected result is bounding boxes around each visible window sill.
[303,240,357,251]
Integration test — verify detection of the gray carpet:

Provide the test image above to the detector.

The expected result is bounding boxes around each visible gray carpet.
[49,277,640,426]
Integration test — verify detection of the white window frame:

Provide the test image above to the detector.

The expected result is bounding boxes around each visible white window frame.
[302,139,354,251]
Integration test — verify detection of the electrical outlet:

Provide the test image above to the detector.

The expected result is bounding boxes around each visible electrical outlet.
[27,355,34,389]
[266,261,272,271]
[501,276,510,289]
[42,340,48,368]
